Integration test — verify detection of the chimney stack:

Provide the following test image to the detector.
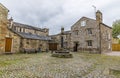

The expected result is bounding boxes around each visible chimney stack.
[61,27,64,35]
[96,10,103,23]
[9,17,13,28]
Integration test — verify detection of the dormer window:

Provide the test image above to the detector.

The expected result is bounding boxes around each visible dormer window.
[20,28,22,32]
[81,20,86,26]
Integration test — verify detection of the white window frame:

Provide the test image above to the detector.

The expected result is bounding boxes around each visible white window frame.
[81,20,86,26]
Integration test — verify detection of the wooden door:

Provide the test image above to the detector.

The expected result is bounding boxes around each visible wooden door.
[5,38,12,52]
[49,43,58,50]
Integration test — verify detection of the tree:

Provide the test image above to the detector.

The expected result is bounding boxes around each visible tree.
[112,20,120,38]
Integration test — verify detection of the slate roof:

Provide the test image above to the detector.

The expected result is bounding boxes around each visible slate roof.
[10,29,51,41]
[13,22,45,32]
[18,32,51,40]
[63,31,71,35]
[0,3,9,11]
[50,30,71,37]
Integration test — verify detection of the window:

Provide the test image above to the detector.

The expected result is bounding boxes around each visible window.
[20,28,22,32]
[23,29,25,33]
[74,30,79,35]
[87,40,92,46]
[108,33,111,39]
[81,21,86,26]
[87,28,92,34]
[13,26,16,30]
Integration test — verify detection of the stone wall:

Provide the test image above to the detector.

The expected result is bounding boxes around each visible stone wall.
[22,39,48,52]
[6,30,21,52]
[52,32,72,50]
[71,17,100,53]
[0,4,9,52]
[100,24,112,53]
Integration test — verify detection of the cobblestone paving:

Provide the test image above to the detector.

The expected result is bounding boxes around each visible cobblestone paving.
[0,52,119,78]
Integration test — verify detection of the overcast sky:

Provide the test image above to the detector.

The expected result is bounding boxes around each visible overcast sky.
[1,0,120,35]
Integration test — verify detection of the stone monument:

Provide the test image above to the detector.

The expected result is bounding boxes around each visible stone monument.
[51,27,73,58]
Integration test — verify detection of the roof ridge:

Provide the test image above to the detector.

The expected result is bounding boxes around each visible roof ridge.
[0,3,9,11]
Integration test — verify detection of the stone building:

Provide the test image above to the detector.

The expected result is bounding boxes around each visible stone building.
[0,3,9,52]
[0,3,51,53]
[50,28,71,50]
[6,18,51,53]
[52,10,112,53]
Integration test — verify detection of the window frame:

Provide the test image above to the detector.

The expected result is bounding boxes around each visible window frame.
[87,28,92,34]
[87,40,92,46]
[81,20,86,26]
[74,30,79,35]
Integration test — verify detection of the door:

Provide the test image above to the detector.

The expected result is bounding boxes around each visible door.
[5,38,12,52]
[74,42,78,52]
[49,43,58,51]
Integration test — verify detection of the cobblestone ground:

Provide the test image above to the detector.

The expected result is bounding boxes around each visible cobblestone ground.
[0,52,119,78]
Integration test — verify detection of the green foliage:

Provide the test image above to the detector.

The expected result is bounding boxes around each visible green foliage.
[112,20,120,38]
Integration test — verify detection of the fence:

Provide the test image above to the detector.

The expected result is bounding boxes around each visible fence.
[112,44,120,51]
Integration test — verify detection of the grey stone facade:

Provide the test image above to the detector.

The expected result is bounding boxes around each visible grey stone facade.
[52,10,112,53]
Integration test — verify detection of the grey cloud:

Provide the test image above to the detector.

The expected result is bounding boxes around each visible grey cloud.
[1,0,120,34]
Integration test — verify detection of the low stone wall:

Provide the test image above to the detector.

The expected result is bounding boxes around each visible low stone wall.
[78,48,99,53]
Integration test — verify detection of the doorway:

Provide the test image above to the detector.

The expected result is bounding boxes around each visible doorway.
[49,43,58,51]
[74,42,79,52]
[5,38,12,52]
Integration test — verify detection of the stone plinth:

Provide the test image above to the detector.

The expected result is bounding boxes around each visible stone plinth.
[51,50,73,58]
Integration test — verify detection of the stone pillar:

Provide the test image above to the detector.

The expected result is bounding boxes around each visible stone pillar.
[61,27,64,49]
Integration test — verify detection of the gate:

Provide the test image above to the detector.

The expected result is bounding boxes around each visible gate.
[112,44,120,51]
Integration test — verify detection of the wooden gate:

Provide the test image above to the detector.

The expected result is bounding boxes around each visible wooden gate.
[5,38,12,52]
[49,43,58,50]
[112,44,120,51]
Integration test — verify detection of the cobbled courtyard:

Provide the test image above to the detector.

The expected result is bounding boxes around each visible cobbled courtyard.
[0,52,120,78]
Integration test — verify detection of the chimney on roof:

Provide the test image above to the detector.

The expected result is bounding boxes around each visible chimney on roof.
[61,27,64,35]
[9,17,13,22]
[8,17,13,28]
[96,10,103,23]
